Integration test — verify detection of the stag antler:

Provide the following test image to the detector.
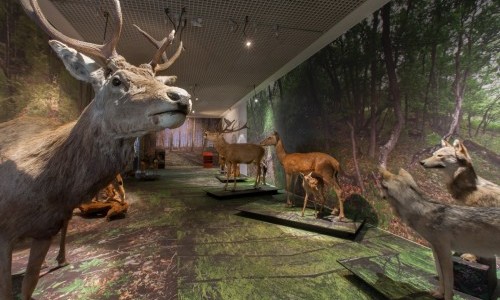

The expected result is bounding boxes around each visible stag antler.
[220,120,248,133]
[133,24,184,73]
[20,0,122,61]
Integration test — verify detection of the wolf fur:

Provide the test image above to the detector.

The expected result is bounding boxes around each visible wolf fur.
[420,139,500,207]
[380,167,500,300]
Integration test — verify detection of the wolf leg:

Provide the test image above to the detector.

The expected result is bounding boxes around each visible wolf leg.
[432,244,453,300]
[430,246,444,299]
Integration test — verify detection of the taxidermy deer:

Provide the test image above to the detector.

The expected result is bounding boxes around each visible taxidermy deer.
[0,0,191,299]
[300,172,327,218]
[260,131,345,219]
[203,121,265,191]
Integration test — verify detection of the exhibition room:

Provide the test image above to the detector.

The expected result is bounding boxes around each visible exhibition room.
[0,0,498,299]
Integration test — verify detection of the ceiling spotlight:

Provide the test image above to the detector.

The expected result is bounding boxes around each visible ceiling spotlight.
[245,40,252,47]
[195,97,199,101]
[192,110,195,113]
[254,98,259,103]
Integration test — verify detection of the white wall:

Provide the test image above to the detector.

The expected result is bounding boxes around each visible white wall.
[222,99,248,175]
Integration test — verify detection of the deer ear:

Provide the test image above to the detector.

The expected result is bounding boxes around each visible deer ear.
[441,139,452,147]
[49,40,101,83]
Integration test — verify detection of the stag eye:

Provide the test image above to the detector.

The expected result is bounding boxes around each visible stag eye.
[112,77,122,86]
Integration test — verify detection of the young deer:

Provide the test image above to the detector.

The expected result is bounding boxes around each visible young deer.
[300,172,327,218]
[204,121,265,191]
[0,1,190,299]
[260,131,345,219]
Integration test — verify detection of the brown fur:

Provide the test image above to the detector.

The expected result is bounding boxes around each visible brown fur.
[420,139,500,207]
[380,167,500,300]
[0,6,190,298]
[260,131,345,219]
[204,131,265,191]
[301,172,327,217]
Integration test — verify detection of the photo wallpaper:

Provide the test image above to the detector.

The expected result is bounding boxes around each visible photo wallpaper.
[245,0,499,240]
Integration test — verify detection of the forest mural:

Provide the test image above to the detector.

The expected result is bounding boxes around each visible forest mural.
[246,0,499,240]
[0,0,92,123]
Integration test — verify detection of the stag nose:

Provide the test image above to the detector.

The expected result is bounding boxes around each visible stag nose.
[167,92,181,101]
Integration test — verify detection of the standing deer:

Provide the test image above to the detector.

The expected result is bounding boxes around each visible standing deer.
[300,172,327,218]
[0,0,191,299]
[203,122,265,191]
[260,131,345,219]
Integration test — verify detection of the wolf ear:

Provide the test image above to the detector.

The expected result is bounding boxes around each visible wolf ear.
[441,139,452,147]
[453,140,472,161]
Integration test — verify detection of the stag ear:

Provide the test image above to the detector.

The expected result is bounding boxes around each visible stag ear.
[156,75,177,85]
[49,40,101,83]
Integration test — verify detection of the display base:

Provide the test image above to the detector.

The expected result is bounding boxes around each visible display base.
[205,186,279,199]
[215,174,249,182]
[339,255,482,300]
[452,255,496,299]
[236,199,365,239]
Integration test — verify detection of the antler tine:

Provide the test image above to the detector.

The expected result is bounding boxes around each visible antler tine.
[153,39,184,73]
[133,24,169,63]
[220,121,248,133]
[22,0,122,61]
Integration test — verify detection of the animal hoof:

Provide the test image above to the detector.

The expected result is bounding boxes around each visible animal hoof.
[57,260,69,268]
[330,208,339,216]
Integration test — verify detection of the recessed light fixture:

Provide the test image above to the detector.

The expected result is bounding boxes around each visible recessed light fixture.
[192,110,195,113]
[195,97,199,101]
[245,40,252,47]
[254,98,258,103]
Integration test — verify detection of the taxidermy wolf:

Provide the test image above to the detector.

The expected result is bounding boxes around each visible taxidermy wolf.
[420,139,500,207]
[380,167,500,300]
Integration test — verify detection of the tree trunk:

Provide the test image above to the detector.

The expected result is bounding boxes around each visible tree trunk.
[378,3,405,169]
[347,121,365,193]
[369,10,380,158]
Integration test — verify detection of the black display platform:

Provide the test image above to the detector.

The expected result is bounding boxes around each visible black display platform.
[338,255,482,300]
[236,199,365,239]
[205,185,279,199]
[215,174,249,182]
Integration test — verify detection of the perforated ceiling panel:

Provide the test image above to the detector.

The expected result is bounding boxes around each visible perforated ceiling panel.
[46,0,368,117]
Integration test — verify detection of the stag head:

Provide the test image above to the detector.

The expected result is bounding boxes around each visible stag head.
[21,0,191,137]
[203,118,248,142]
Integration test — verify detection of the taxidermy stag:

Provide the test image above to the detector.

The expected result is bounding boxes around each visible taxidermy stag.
[0,0,191,299]
[204,121,265,191]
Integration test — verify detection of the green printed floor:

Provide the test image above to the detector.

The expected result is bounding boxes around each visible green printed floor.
[11,166,496,299]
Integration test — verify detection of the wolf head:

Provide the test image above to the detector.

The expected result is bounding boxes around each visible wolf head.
[380,167,422,203]
[420,139,472,170]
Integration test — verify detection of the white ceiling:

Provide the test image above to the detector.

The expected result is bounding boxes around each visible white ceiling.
[39,0,388,117]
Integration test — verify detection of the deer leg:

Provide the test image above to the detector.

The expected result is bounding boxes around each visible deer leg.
[285,174,292,207]
[224,162,230,191]
[232,164,237,191]
[331,179,345,220]
[301,193,309,217]
[0,239,13,300]
[56,218,70,267]
[21,238,52,300]
[254,163,261,189]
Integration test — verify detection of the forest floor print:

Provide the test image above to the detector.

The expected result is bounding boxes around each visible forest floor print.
[10,167,498,299]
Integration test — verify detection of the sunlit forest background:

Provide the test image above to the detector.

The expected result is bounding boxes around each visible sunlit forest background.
[246,0,499,241]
